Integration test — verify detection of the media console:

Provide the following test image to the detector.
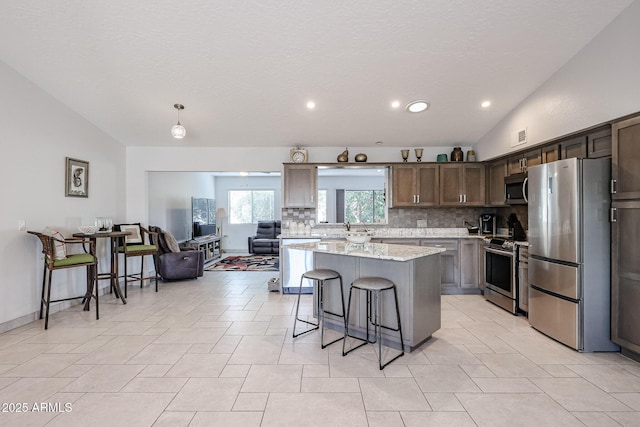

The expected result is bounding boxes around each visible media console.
[181,235,221,265]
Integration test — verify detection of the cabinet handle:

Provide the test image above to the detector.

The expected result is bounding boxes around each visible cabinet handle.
[610,179,617,194]
[611,207,617,223]
[416,195,420,203]
[463,194,467,203]
[523,158,527,169]
[459,194,462,203]
[412,195,416,203]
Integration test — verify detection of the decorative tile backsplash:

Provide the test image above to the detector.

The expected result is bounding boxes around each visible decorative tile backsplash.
[281,204,528,231]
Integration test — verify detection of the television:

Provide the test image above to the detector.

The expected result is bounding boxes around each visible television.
[192,197,216,238]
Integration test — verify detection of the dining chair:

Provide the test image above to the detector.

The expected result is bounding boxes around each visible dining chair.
[27,230,98,329]
[113,223,159,297]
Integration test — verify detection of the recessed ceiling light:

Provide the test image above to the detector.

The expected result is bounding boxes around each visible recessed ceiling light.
[375,141,383,145]
[391,101,401,109]
[306,101,316,110]
[406,100,429,113]
[481,100,491,108]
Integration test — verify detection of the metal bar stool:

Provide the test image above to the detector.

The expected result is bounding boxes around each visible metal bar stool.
[292,269,346,349]
[342,277,404,370]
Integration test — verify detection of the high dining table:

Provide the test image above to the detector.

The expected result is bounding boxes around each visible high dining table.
[73,230,131,308]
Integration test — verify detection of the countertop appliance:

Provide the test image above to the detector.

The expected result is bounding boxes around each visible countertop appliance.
[483,237,518,314]
[505,173,528,204]
[528,158,618,352]
[480,214,496,235]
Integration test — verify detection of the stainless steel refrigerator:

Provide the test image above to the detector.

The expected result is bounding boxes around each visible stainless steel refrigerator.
[528,157,618,352]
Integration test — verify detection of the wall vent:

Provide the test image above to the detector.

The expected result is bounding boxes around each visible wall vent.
[511,127,527,147]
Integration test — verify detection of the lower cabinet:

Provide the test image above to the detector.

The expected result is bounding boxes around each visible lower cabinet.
[181,235,221,264]
[362,237,482,294]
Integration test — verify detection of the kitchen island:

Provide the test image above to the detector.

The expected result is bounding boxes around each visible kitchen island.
[284,241,445,352]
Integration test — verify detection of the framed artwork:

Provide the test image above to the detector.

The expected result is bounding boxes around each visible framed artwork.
[65,157,89,198]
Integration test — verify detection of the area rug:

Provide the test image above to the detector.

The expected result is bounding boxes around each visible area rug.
[206,255,279,272]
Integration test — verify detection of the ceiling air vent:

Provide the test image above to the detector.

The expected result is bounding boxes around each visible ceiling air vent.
[511,127,527,147]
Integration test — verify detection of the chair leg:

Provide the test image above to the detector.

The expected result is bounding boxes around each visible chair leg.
[140,256,144,290]
[123,254,128,299]
[342,286,368,356]
[44,270,53,330]
[94,264,99,320]
[292,276,318,338]
[319,278,346,349]
[39,263,47,319]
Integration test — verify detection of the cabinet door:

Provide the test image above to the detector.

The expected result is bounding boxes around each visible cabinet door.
[459,240,479,289]
[587,127,612,158]
[283,164,317,208]
[542,144,559,163]
[462,164,485,206]
[612,116,640,200]
[560,136,587,159]
[487,159,507,206]
[611,201,640,353]
[487,160,507,206]
[391,165,418,207]
[523,148,542,170]
[416,164,439,206]
[507,157,523,175]
[439,164,463,206]
[422,239,459,290]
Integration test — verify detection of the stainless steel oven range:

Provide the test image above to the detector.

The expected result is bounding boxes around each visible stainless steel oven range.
[483,237,518,314]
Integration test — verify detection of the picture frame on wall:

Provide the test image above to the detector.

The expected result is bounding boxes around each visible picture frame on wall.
[65,157,89,198]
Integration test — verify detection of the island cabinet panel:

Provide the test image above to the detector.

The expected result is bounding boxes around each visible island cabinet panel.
[314,252,441,352]
[283,164,317,208]
[439,164,486,207]
[487,159,508,206]
[390,164,439,207]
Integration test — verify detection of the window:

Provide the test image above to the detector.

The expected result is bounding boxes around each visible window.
[317,190,327,223]
[228,190,275,224]
[344,190,386,223]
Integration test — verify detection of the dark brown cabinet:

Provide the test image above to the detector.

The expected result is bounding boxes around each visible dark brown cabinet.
[542,144,559,163]
[560,136,587,159]
[508,148,542,174]
[487,159,507,206]
[439,163,485,206]
[587,127,612,158]
[391,164,439,207]
[612,116,640,200]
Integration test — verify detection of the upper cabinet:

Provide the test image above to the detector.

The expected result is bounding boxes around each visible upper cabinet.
[439,163,485,206]
[612,116,640,201]
[587,127,612,158]
[282,164,317,208]
[391,164,439,207]
[487,159,507,206]
[508,148,542,175]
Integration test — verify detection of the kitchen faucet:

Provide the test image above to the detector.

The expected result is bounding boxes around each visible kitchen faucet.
[345,222,351,231]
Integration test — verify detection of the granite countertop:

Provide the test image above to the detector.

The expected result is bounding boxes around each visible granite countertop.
[280,227,485,240]
[284,240,446,262]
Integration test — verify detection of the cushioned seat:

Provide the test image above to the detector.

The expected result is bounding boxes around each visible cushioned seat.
[149,225,204,281]
[248,220,281,255]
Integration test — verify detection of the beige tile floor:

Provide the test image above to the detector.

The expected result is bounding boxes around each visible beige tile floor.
[1,271,640,426]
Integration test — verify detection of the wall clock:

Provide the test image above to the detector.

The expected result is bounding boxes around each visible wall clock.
[290,148,308,163]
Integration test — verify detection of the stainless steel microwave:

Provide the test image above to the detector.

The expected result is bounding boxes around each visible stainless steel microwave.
[505,173,528,204]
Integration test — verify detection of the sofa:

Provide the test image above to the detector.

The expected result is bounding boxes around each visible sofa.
[248,220,281,255]
[149,226,204,280]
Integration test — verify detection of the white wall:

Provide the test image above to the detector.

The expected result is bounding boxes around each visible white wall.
[0,60,126,330]
[476,1,640,160]
[148,172,216,241]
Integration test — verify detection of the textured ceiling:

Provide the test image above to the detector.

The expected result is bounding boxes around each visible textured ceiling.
[0,0,633,148]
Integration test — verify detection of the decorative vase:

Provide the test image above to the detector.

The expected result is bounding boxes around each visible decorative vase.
[466,150,476,162]
[337,148,349,162]
[354,153,367,162]
[401,149,410,162]
[451,147,463,161]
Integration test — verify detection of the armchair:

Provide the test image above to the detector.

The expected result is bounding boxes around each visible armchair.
[113,223,159,297]
[149,226,204,280]
[248,220,281,255]
[27,230,98,329]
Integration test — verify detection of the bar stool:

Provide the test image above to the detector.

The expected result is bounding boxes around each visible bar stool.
[292,269,346,349]
[342,277,404,370]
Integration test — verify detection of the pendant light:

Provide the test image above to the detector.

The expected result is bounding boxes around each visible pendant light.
[171,103,186,139]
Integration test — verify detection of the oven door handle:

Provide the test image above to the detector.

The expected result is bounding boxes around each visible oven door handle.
[484,246,514,257]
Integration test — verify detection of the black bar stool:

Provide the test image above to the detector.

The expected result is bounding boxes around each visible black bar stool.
[292,269,346,349]
[342,277,404,370]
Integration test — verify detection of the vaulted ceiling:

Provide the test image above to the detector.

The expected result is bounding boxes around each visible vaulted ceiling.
[0,1,633,148]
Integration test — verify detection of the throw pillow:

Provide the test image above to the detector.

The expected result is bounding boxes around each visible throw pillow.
[163,231,181,253]
[119,224,142,244]
[43,227,67,260]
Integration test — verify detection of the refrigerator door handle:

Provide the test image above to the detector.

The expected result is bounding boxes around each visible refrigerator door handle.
[522,177,528,203]
[611,207,617,223]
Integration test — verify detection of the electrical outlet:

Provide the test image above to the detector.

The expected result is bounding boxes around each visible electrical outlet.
[417,219,427,228]
[18,220,26,231]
